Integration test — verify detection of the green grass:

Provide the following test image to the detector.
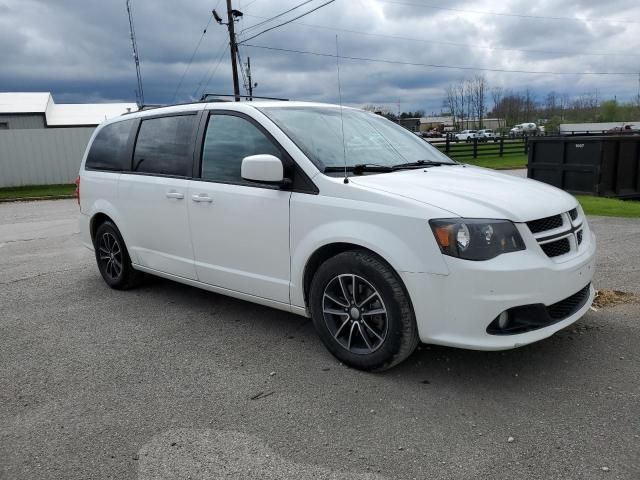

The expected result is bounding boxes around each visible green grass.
[455,153,528,169]
[575,195,640,218]
[0,184,75,200]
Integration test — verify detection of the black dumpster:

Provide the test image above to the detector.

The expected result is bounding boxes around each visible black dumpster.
[528,135,640,198]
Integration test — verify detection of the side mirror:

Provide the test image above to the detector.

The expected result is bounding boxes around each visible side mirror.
[241,154,285,184]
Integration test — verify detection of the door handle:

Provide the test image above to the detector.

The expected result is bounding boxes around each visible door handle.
[166,191,184,199]
[191,194,213,203]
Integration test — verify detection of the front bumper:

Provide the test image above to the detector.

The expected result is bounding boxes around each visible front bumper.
[401,231,596,350]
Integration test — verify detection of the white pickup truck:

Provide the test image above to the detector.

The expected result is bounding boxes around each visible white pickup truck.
[454,130,477,142]
[510,123,538,137]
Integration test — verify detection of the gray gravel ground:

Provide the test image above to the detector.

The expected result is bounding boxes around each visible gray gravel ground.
[1,199,639,480]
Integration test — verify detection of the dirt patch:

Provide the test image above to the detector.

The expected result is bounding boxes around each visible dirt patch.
[593,289,637,309]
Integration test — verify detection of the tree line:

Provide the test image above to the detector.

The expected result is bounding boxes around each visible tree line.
[363,79,640,132]
[444,78,640,131]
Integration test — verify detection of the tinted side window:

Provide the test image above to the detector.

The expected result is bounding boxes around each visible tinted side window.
[201,114,281,184]
[86,120,134,171]
[133,115,196,176]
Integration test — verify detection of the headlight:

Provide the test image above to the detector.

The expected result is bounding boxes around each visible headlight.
[430,219,525,260]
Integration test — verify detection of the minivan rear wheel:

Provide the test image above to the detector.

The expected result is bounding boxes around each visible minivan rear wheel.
[94,221,141,290]
[309,250,419,371]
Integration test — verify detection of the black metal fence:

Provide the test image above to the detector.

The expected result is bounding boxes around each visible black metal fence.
[426,136,528,159]
[424,130,639,160]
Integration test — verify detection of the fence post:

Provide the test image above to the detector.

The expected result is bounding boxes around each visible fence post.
[499,136,504,157]
[524,135,529,155]
[473,136,478,158]
[445,134,450,154]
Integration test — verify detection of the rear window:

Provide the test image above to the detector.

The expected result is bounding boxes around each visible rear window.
[133,115,196,177]
[85,120,134,171]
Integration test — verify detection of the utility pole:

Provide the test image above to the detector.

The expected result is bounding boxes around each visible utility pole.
[246,56,253,101]
[226,0,241,101]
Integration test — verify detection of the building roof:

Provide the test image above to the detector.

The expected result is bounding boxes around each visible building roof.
[46,103,137,126]
[0,92,52,114]
[0,92,137,126]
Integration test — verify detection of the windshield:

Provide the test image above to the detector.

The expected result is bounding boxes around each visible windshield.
[260,106,455,170]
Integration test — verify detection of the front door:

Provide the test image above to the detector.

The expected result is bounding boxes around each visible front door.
[187,112,291,304]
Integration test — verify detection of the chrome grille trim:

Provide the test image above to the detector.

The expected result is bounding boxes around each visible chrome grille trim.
[527,207,585,260]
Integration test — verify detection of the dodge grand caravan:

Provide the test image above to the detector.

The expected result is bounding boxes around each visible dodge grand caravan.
[77,100,596,371]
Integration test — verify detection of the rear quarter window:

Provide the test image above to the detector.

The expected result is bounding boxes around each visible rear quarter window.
[85,119,135,171]
[132,115,196,177]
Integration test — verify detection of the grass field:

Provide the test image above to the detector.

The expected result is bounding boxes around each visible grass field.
[576,195,640,218]
[458,153,528,169]
[0,184,75,200]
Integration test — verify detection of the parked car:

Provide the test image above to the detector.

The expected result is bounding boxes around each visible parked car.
[510,123,538,137]
[476,129,498,142]
[455,130,477,142]
[423,129,442,138]
[77,101,596,371]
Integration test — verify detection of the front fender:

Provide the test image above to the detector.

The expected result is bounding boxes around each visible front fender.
[290,218,449,309]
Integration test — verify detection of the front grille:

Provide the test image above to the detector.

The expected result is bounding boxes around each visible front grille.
[541,238,571,258]
[528,208,585,260]
[569,208,578,221]
[527,214,563,234]
[547,284,591,320]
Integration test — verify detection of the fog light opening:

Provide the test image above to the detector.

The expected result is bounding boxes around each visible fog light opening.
[497,311,510,329]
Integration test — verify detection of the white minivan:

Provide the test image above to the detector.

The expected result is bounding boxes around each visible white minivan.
[77,100,596,371]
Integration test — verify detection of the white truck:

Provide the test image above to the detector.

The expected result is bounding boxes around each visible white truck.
[510,123,538,137]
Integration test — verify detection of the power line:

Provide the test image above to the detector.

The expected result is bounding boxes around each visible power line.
[238,0,336,44]
[172,12,215,102]
[241,0,316,34]
[377,0,640,25]
[237,47,250,95]
[192,39,229,99]
[243,43,639,76]
[242,13,640,58]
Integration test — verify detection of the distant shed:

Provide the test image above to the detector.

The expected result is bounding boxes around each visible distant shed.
[0,92,137,187]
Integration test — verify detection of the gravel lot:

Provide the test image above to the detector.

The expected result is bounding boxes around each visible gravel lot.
[1,199,639,480]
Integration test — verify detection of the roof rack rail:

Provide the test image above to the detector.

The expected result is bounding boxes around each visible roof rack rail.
[121,104,163,115]
[199,93,289,102]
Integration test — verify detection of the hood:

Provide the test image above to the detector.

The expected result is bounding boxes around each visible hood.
[349,165,577,222]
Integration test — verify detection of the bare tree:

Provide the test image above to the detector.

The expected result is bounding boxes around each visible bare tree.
[490,87,504,127]
[470,75,486,129]
[456,79,467,130]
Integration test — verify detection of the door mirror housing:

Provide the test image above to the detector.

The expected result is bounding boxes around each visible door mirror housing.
[241,154,285,184]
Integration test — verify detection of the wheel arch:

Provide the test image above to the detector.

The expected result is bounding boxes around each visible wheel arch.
[90,212,115,244]
[302,242,408,312]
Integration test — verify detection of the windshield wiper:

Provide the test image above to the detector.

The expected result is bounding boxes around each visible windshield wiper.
[323,164,393,175]
[324,160,454,175]
[391,160,452,169]
[353,163,394,174]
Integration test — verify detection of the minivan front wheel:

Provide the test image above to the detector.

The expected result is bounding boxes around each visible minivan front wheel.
[94,221,141,290]
[309,250,419,371]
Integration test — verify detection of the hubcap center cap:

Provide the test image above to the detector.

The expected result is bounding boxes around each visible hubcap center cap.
[350,307,360,320]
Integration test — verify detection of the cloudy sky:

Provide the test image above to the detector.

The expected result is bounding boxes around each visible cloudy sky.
[1,0,638,112]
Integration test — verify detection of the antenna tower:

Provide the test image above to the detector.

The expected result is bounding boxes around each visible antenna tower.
[126,0,145,107]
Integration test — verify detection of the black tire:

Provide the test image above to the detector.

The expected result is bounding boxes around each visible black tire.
[93,220,141,290]
[309,250,419,371]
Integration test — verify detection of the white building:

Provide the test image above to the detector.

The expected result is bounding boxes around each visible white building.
[0,92,136,129]
[0,92,137,187]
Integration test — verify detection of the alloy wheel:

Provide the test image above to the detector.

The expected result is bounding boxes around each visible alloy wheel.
[97,232,123,280]
[322,274,388,354]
